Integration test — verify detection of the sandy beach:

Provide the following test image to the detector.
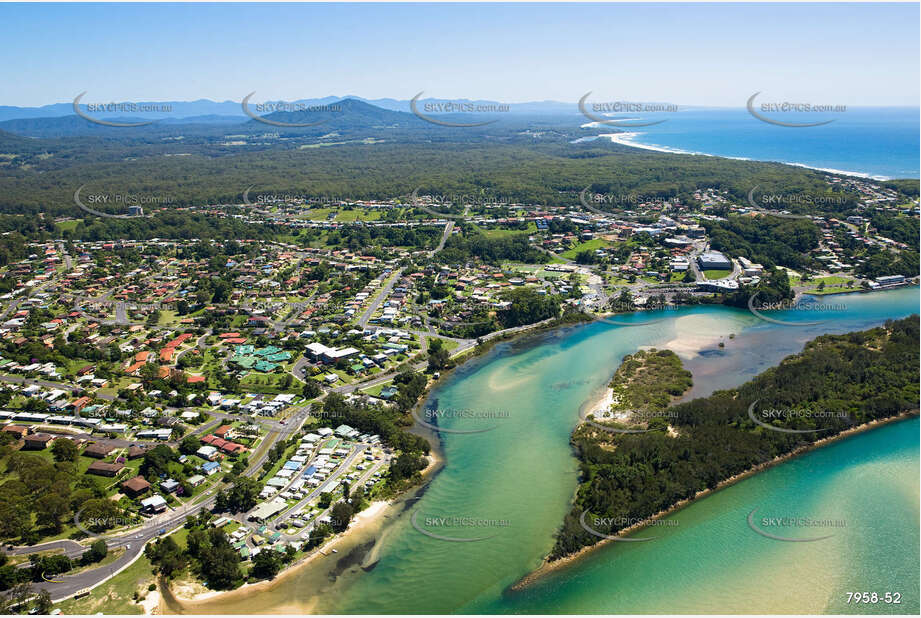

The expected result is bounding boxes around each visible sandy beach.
[579,384,614,420]
[161,499,393,611]
[510,410,918,592]
[161,443,445,613]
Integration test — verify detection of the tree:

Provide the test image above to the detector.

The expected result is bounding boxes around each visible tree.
[251,548,283,580]
[146,536,185,578]
[78,498,122,533]
[81,539,108,565]
[0,500,32,541]
[197,529,242,590]
[140,444,178,479]
[35,493,70,532]
[33,589,53,614]
[51,437,79,462]
[302,379,322,399]
[221,477,260,513]
[427,338,450,371]
[330,501,354,533]
[179,435,200,456]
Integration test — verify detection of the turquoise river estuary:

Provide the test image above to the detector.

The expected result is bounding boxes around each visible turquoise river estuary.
[175,286,919,614]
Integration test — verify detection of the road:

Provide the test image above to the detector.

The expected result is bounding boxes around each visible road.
[432,220,454,254]
[0,375,83,395]
[277,456,386,543]
[19,402,310,602]
[270,446,367,530]
[357,268,403,327]
[114,302,129,325]
[0,278,58,321]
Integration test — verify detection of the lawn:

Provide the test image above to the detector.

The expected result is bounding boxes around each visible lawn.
[474,223,536,239]
[702,269,732,280]
[56,219,82,233]
[360,379,393,398]
[560,238,611,260]
[53,553,156,615]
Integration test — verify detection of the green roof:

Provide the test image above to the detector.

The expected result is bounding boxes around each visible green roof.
[253,360,278,372]
[232,355,256,368]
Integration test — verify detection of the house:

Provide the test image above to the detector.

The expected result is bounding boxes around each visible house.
[23,433,54,450]
[197,445,219,460]
[201,461,221,475]
[2,425,28,439]
[161,478,180,494]
[248,499,287,522]
[127,444,151,459]
[121,475,152,498]
[86,461,125,477]
[140,494,168,513]
[214,425,234,439]
[84,442,117,458]
[187,474,206,487]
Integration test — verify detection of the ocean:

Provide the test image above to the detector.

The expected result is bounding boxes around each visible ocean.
[579,106,919,180]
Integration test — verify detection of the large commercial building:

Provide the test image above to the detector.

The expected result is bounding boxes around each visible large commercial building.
[697,251,732,270]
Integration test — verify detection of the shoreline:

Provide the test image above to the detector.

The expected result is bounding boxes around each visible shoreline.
[161,294,916,610]
[597,131,895,181]
[161,442,446,612]
[510,409,919,592]
[163,500,393,606]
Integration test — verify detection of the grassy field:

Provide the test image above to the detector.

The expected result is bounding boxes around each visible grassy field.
[560,238,611,260]
[702,269,732,280]
[55,219,82,233]
[474,222,536,239]
[299,208,386,222]
[793,274,860,295]
[53,553,156,615]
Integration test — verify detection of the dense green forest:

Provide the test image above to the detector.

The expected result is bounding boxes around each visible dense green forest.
[436,230,548,265]
[551,316,919,560]
[703,216,821,270]
[0,130,889,220]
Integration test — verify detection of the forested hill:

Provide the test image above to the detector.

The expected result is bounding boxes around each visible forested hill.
[551,315,920,560]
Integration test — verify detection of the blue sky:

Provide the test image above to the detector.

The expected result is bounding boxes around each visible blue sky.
[2,3,918,107]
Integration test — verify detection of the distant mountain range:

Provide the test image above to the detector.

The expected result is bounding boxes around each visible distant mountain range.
[0,97,593,140]
[0,96,584,124]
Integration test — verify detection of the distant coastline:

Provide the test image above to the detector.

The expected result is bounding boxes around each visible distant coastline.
[599,132,895,181]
